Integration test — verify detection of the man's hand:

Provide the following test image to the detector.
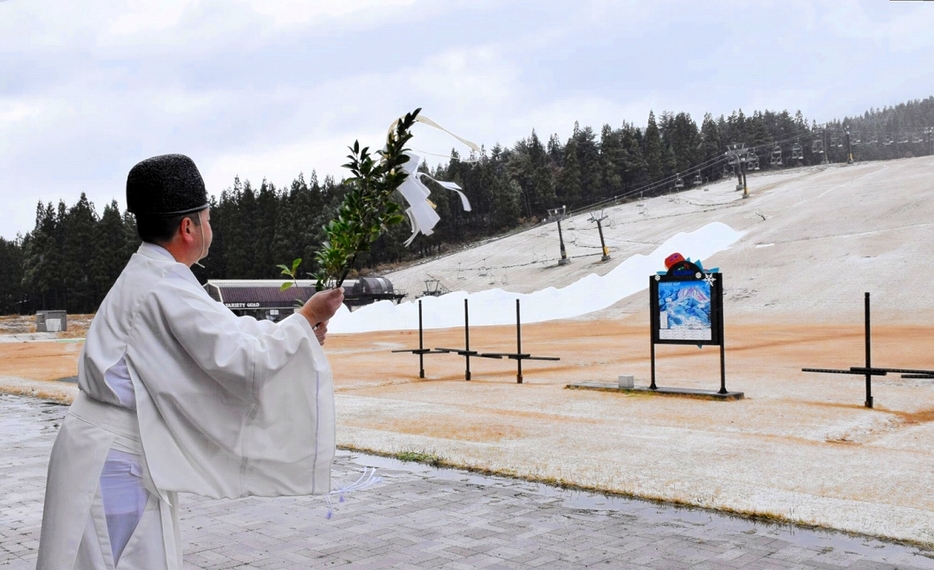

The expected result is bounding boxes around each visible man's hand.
[313,321,329,345]
[298,288,344,336]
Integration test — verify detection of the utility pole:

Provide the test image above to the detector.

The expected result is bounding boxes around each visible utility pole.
[845,127,853,164]
[822,127,829,165]
[546,206,571,266]
[725,143,748,198]
[588,210,610,261]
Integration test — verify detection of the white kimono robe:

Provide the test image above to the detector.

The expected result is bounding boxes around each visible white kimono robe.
[37,244,335,568]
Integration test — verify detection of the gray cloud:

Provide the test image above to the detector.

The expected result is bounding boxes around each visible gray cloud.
[1,0,932,239]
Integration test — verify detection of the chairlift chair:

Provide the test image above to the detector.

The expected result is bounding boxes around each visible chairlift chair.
[791,143,804,160]
[812,139,824,154]
[897,134,909,144]
[692,173,703,186]
[770,146,783,167]
[674,175,685,190]
[747,151,760,171]
[420,278,445,297]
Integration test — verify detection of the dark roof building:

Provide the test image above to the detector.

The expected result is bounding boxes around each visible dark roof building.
[205,278,404,321]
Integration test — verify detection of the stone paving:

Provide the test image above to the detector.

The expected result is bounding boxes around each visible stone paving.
[3,394,934,569]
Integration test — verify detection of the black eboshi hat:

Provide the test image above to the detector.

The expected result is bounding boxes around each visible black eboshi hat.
[126,154,209,217]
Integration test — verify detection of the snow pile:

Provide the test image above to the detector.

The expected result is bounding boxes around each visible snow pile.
[329,222,742,333]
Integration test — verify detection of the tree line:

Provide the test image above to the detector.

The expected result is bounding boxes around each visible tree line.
[1,96,932,315]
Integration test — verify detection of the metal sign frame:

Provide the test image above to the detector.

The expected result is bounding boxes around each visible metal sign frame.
[649,264,727,394]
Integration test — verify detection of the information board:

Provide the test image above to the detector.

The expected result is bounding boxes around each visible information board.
[650,269,723,346]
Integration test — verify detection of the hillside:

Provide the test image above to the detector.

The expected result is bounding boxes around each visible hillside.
[340,156,934,330]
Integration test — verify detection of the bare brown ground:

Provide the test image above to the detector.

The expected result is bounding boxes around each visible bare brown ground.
[4,316,934,545]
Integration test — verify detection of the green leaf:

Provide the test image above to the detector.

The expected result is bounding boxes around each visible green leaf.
[279,108,423,290]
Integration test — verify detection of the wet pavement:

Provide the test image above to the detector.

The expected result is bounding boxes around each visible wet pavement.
[2,393,934,569]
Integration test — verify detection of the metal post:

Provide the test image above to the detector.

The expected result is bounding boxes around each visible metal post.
[846,128,853,164]
[589,211,610,261]
[516,299,523,384]
[650,342,657,390]
[822,128,829,165]
[719,303,727,395]
[864,292,873,408]
[719,341,727,394]
[596,219,609,260]
[418,300,425,378]
[547,206,571,266]
[726,143,749,198]
[464,299,471,381]
[556,220,569,265]
[735,159,743,189]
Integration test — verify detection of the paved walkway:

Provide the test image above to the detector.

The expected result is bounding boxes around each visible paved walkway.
[3,394,934,569]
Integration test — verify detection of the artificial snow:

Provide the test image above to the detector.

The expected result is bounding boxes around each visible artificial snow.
[329,222,742,333]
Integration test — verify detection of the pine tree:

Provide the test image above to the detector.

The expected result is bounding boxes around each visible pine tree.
[572,124,602,205]
[644,111,664,182]
[700,113,723,181]
[0,237,25,314]
[555,138,582,207]
[21,203,62,309]
[91,200,131,309]
[60,193,99,312]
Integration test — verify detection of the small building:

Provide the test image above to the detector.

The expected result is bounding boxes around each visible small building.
[204,278,404,321]
[36,310,67,332]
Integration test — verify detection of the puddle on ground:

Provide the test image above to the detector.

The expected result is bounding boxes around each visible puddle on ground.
[347,449,934,564]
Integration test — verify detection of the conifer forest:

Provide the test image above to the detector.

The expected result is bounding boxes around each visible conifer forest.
[2,97,933,315]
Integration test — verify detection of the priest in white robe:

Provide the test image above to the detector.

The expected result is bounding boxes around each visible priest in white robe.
[37,154,345,569]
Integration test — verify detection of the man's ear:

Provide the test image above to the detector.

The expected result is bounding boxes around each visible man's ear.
[181,217,194,240]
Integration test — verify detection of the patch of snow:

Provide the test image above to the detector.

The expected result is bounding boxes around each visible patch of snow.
[329,222,742,333]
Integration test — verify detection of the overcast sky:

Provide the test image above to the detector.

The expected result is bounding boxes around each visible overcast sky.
[1,0,932,240]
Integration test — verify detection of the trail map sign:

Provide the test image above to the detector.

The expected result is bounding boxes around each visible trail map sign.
[650,265,722,345]
[648,253,731,395]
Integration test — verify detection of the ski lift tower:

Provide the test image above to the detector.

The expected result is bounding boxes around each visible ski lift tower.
[845,127,854,164]
[588,210,611,262]
[546,205,571,266]
[725,143,749,198]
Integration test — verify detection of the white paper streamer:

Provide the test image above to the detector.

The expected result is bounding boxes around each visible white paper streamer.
[396,152,472,246]
[386,113,478,246]
[324,466,383,519]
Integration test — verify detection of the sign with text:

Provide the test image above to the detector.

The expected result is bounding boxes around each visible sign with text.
[650,266,723,346]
